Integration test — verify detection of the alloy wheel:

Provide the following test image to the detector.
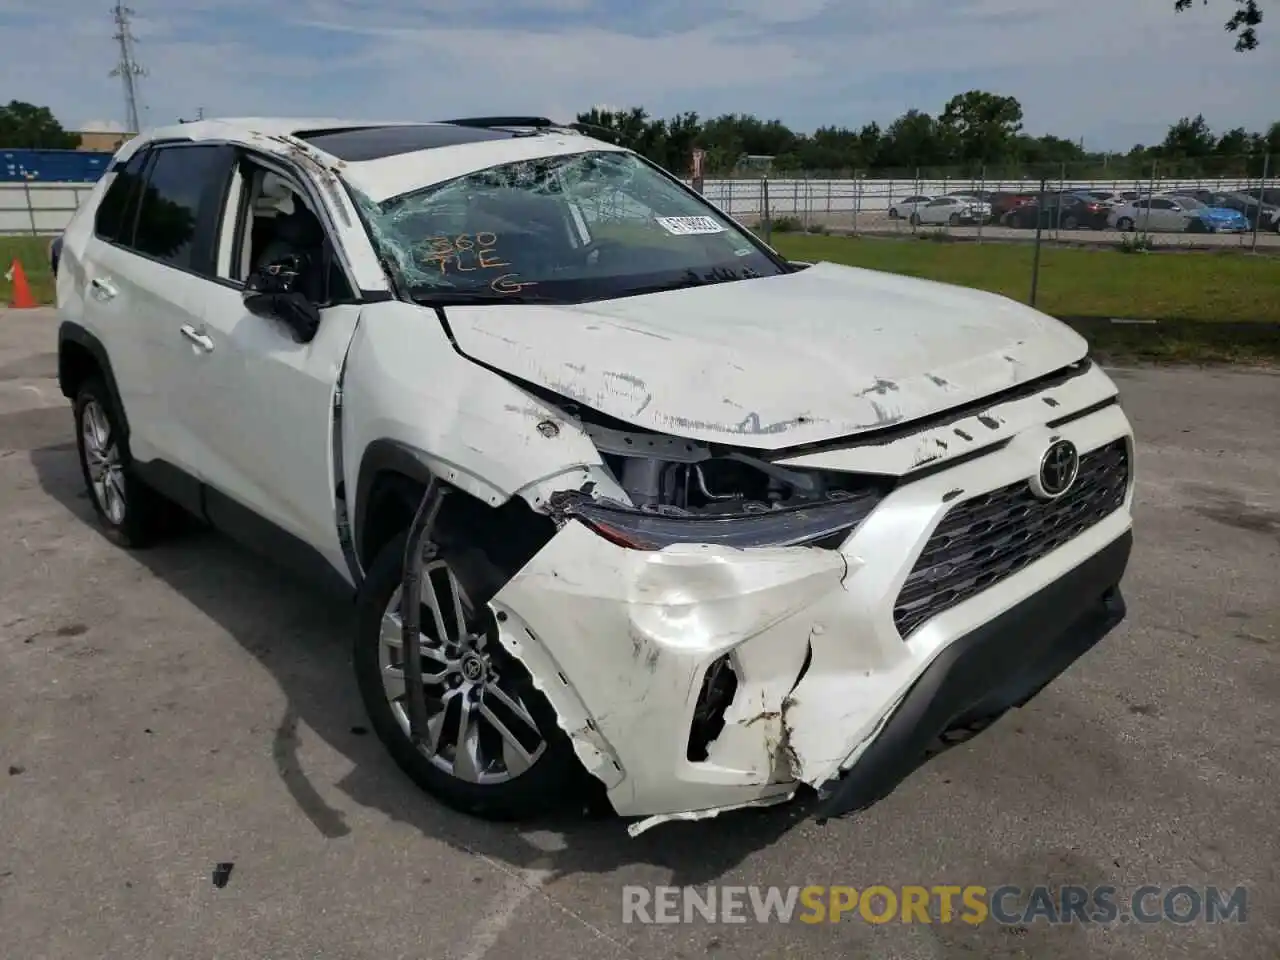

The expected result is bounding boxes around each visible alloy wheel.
[81,398,126,525]
[378,559,547,784]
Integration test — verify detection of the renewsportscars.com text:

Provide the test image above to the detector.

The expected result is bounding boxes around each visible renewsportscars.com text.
[621,884,1248,926]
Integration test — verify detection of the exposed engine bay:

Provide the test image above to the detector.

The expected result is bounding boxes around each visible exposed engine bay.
[578,417,886,517]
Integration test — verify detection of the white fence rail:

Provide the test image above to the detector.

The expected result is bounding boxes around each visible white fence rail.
[0,176,1265,235]
[0,182,97,235]
[698,177,1261,219]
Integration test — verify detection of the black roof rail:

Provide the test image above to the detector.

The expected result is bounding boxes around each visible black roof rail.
[439,116,557,129]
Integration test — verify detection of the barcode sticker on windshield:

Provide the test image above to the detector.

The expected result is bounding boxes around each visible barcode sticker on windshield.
[655,216,726,236]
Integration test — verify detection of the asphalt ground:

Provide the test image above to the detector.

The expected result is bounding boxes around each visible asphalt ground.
[1,306,1277,959]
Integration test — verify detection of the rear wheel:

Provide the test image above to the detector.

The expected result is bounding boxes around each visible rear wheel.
[73,377,174,548]
[354,530,584,821]
[888,207,899,219]
[1062,214,1079,230]
[1116,217,1134,232]
[909,212,921,226]
[948,213,961,226]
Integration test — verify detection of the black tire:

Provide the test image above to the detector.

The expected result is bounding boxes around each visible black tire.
[888,207,899,219]
[909,212,920,226]
[1116,217,1134,232]
[1062,214,1079,230]
[948,213,961,226]
[354,530,586,821]
[73,377,174,548]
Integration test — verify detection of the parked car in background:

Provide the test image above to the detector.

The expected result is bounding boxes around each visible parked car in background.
[1076,190,1127,207]
[911,195,992,225]
[1164,195,1250,233]
[1109,195,1249,233]
[1004,193,1110,230]
[989,191,1035,219]
[888,195,935,219]
[1192,191,1280,232]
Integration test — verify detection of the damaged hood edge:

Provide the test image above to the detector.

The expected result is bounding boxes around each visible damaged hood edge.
[444,261,1088,451]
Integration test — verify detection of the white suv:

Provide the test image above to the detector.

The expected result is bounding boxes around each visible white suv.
[55,117,1135,835]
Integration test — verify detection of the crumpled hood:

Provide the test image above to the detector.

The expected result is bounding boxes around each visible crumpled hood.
[446,260,1088,450]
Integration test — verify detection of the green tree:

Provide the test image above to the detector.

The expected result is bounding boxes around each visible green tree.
[1160,114,1218,157]
[0,101,80,149]
[1174,0,1263,50]
[938,91,1024,165]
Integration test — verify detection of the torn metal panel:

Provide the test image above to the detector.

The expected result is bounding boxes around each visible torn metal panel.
[626,791,796,839]
[340,301,610,513]
[444,261,1088,450]
[401,480,448,743]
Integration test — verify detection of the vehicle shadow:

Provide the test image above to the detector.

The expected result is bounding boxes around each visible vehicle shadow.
[29,438,812,887]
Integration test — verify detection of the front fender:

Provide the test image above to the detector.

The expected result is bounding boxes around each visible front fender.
[341,300,616,546]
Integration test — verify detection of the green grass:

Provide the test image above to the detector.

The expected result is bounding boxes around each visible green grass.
[772,234,1280,324]
[5,230,1276,361]
[0,235,55,306]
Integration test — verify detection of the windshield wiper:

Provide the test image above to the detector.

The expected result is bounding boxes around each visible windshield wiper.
[409,288,561,306]
[621,267,756,298]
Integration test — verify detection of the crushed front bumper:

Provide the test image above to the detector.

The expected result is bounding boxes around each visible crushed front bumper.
[813,529,1129,821]
[487,398,1134,832]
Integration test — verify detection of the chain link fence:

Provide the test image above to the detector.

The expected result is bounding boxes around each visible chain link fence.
[690,157,1280,252]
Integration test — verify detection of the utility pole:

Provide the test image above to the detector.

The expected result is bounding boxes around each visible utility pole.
[109,4,147,134]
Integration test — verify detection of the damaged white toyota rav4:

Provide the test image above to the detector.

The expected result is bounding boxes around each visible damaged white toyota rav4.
[55,117,1134,835]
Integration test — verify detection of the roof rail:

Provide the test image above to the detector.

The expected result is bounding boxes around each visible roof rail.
[439,116,557,129]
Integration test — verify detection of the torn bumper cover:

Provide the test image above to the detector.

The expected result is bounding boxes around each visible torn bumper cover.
[482,411,1134,833]
[812,530,1130,822]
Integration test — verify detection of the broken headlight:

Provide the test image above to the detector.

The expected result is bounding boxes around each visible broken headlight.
[551,420,890,550]
[559,491,883,550]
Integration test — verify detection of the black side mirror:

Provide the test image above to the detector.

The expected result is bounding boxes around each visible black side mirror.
[243,255,321,343]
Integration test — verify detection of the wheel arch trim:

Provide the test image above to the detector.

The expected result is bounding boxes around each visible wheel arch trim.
[58,322,129,441]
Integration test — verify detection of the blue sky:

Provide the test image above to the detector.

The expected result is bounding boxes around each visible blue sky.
[1,0,1276,150]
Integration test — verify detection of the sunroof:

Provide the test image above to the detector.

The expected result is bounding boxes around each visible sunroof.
[295,124,520,161]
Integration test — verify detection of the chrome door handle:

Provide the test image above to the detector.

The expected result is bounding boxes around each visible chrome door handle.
[89,277,118,300]
[180,324,214,352]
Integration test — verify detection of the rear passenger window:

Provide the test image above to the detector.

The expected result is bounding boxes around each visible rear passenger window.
[132,145,228,271]
[94,149,149,244]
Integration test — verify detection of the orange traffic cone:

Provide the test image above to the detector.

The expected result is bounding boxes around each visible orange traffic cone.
[5,258,38,309]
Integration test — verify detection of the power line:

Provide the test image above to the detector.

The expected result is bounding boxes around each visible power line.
[109,4,147,134]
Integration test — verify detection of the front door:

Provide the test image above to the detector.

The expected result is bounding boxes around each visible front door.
[176,154,364,580]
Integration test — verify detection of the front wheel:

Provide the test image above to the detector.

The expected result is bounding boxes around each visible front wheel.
[354,531,585,821]
[1062,214,1079,230]
[1116,217,1134,232]
[909,213,921,226]
[948,213,962,226]
[889,207,899,219]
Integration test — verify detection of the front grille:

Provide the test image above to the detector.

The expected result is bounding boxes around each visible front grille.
[893,438,1129,639]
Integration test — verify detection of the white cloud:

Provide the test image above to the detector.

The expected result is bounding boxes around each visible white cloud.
[1,0,1275,149]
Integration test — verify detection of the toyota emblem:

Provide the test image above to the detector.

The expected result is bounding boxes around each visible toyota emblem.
[1031,439,1079,499]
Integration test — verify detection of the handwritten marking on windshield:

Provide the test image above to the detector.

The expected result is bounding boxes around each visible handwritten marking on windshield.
[491,273,537,295]
[417,233,510,275]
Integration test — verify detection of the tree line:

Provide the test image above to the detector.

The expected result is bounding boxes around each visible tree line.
[5,93,1278,181]
[577,94,1280,179]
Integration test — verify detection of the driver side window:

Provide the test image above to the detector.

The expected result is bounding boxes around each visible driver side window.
[215,157,353,306]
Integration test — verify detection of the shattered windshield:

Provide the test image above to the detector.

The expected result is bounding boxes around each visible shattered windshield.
[359,150,786,305]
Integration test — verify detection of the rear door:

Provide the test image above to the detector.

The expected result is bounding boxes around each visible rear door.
[78,141,237,485]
